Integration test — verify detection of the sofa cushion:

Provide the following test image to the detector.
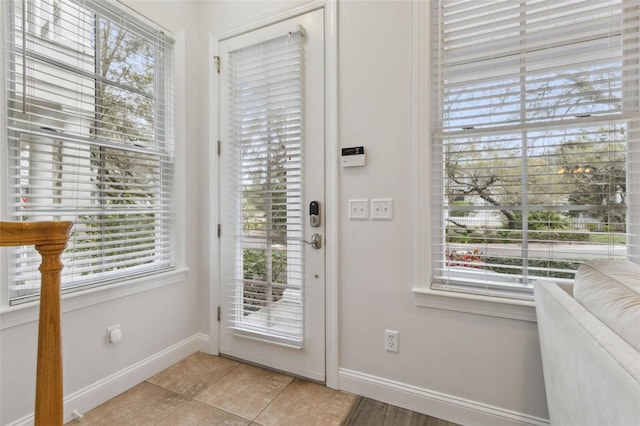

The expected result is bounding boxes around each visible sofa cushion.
[573,261,640,352]
[534,279,640,426]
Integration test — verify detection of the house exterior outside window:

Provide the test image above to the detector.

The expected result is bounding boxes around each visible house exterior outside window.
[428,0,639,301]
[4,0,175,304]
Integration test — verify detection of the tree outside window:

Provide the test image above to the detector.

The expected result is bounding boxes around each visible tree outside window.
[431,0,638,296]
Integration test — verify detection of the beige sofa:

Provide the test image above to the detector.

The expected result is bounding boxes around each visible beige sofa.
[534,261,640,426]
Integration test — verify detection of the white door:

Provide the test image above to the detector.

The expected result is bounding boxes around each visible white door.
[218,9,325,382]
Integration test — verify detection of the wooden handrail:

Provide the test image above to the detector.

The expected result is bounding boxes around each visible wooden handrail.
[0,221,72,426]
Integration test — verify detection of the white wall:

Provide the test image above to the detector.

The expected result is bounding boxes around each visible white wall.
[0,1,208,424]
[336,1,548,424]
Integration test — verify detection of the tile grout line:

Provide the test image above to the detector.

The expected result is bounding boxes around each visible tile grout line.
[187,363,246,418]
[164,358,291,424]
[248,376,297,424]
[134,381,190,426]
[146,357,245,424]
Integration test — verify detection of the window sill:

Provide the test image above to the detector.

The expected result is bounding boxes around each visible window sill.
[412,286,537,322]
[0,268,189,330]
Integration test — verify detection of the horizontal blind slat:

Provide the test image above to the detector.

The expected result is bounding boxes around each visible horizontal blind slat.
[432,0,638,298]
[224,31,305,344]
[6,0,176,304]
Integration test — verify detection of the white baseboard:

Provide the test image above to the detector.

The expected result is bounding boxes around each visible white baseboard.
[339,368,549,426]
[9,333,210,426]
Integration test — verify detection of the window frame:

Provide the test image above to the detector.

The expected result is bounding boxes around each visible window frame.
[411,0,638,321]
[2,0,178,306]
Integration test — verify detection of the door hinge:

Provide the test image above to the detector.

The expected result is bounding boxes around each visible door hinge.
[217,140,221,156]
[217,224,221,238]
[217,306,221,321]
[214,55,220,74]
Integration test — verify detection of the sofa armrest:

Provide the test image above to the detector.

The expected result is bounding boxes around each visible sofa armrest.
[534,280,640,426]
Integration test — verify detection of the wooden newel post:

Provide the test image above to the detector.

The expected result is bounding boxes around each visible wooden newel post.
[0,221,72,426]
[34,241,67,425]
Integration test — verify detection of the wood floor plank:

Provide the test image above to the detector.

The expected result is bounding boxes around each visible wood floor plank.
[426,416,456,426]
[346,398,388,425]
[345,397,461,426]
[385,404,426,426]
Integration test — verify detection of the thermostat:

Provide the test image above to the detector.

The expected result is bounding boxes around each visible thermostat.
[341,146,365,167]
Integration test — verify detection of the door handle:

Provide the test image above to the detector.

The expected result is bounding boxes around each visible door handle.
[303,233,322,249]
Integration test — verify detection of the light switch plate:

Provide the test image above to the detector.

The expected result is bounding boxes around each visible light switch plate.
[371,198,393,220]
[348,199,369,220]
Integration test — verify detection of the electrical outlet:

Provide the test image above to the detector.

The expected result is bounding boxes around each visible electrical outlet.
[107,324,122,347]
[385,329,399,353]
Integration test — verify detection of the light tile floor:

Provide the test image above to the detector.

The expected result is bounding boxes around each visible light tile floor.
[68,352,358,426]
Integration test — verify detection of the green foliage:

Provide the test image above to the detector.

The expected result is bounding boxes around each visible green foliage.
[241,157,289,245]
[525,210,570,231]
[528,231,591,242]
[448,200,474,218]
[447,227,590,244]
[444,245,588,279]
[588,232,626,244]
[242,248,288,313]
[446,209,589,245]
[243,248,288,283]
[68,213,156,274]
[444,132,627,234]
[484,257,585,280]
[76,22,162,274]
[446,230,492,244]
[98,19,156,145]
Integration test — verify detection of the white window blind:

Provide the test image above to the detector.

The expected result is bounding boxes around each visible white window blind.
[224,31,305,346]
[431,0,640,299]
[5,0,175,304]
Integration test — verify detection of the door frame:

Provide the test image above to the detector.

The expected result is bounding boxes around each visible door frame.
[208,0,339,389]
